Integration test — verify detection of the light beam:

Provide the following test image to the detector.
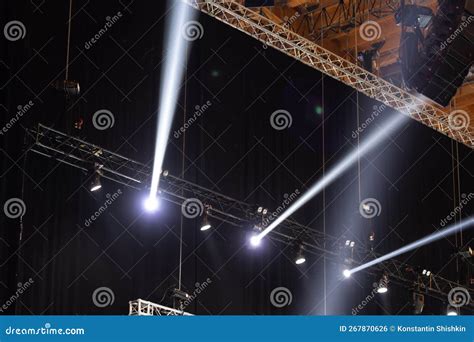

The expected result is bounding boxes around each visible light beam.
[149,1,196,202]
[257,113,406,240]
[349,217,474,275]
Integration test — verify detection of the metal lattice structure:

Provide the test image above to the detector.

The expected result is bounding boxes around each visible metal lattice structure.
[26,124,473,307]
[293,0,399,37]
[129,299,193,316]
[185,0,474,149]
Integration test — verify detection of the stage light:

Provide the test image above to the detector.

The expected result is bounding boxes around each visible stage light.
[255,114,406,241]
[90,174,102,192]
[200,211,211,231]
[90,163,103,192]
[413,292,425,314]
[250,235,261,247]
[376,274,388,294]
[149,2,196,202]
[343,269,351,278]
[295,245,306,265]
[349,217,474,275]
[143,196,160,212]
[447,305,458,316]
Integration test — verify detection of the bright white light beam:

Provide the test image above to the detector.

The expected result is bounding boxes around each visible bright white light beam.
[255,113,407,243]
[148,1,196,203]
[348,217,474,276]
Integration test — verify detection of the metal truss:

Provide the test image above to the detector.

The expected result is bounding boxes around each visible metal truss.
[293,0,398,38]
[129,299,193,316]
[186,0,474,149]
[26,124,473,308]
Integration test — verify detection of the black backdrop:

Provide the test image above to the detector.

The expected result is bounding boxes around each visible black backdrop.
[0,0,473,315]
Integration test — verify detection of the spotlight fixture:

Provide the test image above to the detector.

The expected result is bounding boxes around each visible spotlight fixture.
[422,269,431,277]
[294,244,306,265]
[171,288,190,301]
[447,305,459,316]
[369,232,375,242]
[345,240,355,247]
[376,274,388,294]
[52,80,81,96]
[413,292,425,314]
[89,163,103,192]
[200,207,212,231]
[343,269,351,278]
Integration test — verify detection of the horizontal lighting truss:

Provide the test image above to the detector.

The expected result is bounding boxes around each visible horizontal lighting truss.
[185,0,474,149]
[129,299,193,316]
[26,124,473,307]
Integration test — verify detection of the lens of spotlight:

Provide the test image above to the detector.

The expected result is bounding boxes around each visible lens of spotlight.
[295,256,306,265]
[447,305,458,316]
[343,269,351,278]
[200,216,212,231]
[143,196,160,212]
[90,175,102,192]
[377,285,388,294]
[250,235,261,247]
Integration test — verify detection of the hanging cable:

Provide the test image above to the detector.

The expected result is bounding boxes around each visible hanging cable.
[177,45,188,292]
[65,0,73,80]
